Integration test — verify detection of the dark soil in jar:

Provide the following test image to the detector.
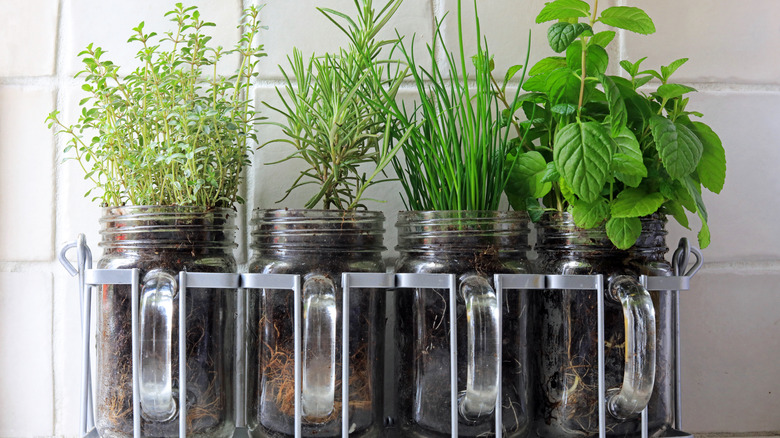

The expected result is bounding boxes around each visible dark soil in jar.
[95,224,236,438]
[247,211,384,438]
[395,239,530,437]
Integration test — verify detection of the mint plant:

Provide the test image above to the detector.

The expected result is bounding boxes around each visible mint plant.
[262,0,410,211]
[47,3,265,208]
[502,0,726,248]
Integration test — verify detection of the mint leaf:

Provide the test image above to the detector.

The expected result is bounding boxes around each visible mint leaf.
[506,151,553,199]
[548,22,592,53]
[571,198,609,228]
[661,58,689,81]
[682,175,708,222]
[611,188,665,218]
[660,179,696,212]
[546,69,581,105]
[690,121,726,194]
[650,116,703,178]
[612,153,646,178]
[566,41,609,76]
[536,0,591,23]
[541,161,560,183]
[553,121,615,202]
[662,200,690,230]
[599,7,656,35]
[529,56,567,76]
[551,103,577,115]
[697,210,711,248]
[526,198,545,222]
[655,83,697,100]
[606,216,642,249]
[619,57,647,77]
[504,64,525,87]
[559,177,576,204]
[590,30,616,47]
[600,74,627,136]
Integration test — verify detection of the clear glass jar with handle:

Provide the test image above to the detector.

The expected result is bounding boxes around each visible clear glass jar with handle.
[394,211,533,437]
[96,206,237,438]
[246,209,386,438]
[533,212,675,437]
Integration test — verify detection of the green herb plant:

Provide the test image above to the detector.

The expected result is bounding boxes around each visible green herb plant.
[263,0,411,211]
[47,3,265,208]
[502,0,726,248]
[389,0,530,211]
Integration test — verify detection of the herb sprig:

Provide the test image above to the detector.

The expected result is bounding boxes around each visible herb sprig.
[47,3,265,208]
[263,0,410,211]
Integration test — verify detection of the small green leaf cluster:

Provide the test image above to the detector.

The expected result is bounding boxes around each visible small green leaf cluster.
[263,0,409,211]
[502,0,726,249]
[388,0,529,211]
[47,3,266,208]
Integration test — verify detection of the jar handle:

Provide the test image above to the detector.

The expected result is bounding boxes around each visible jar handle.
[458,275,500,421]
[301,275,337,421]
[139,269,178,422]
[607,275,657,419]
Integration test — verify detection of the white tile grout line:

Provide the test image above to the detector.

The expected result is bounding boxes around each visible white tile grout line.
[51,0,65,433]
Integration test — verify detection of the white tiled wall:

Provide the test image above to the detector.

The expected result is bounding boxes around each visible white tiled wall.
[0,0,778,436]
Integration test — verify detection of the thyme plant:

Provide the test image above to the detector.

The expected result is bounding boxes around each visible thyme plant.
[502,0,726,248]
[47,3,265,208]
[263,0,410,211]
[389,0,529,211]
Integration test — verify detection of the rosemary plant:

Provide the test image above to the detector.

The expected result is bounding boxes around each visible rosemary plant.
[263,0,410,211]
[47,3,265,208]
[390,0,529,211]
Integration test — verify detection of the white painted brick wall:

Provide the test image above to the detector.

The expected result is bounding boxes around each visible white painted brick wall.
[0,1,778,436]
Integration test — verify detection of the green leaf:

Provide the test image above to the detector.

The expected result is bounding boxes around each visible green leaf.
[697,210,711,248]
[650,116,703,178]
[526,197,546,222]
[559,177,576,204]
[551,103,577,115]
[682,175,708,222]
[690,121,726,194]
[571,198,609,228]
[619,57,647,77]
[612,153,646,180]
[663,200,690,230]
[590,30,616,47]
[546,68,581,105]
[504,64,525,86]
[611,188,665,218]
[599,74,626,136]
[506,151,553,199]
[598,6,656,35]
[655,83,697,100]
[566,41,609,76]
[529,56,567,76]
[606,216,642,249]
[660,179,696,212]
[541,161,560,183]
[661,58,689,81]
[553,121,615,202]
[548,22,592,53]
[536,0,591,23]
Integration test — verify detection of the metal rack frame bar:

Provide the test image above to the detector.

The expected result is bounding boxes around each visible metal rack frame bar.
[61,236,702,438]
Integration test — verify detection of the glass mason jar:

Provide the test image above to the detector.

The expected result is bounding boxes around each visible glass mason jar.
[95,206,237,438]
[394,211,533,437]
[247,209,386,437]
[533,212,674,437]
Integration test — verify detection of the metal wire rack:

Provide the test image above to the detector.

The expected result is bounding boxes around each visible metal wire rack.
[60,235,702,438]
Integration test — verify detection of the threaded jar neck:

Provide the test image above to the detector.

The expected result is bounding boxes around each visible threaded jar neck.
[535,212,668,256]
[250,209,386,254]
[99,206,237,251]
[395,210,531,255]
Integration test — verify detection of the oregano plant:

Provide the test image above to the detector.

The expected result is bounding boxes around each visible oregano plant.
[47,3,265,208]
[501,0,726,248]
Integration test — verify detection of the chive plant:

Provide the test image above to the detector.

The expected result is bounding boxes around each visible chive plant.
[389,0,529,211]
